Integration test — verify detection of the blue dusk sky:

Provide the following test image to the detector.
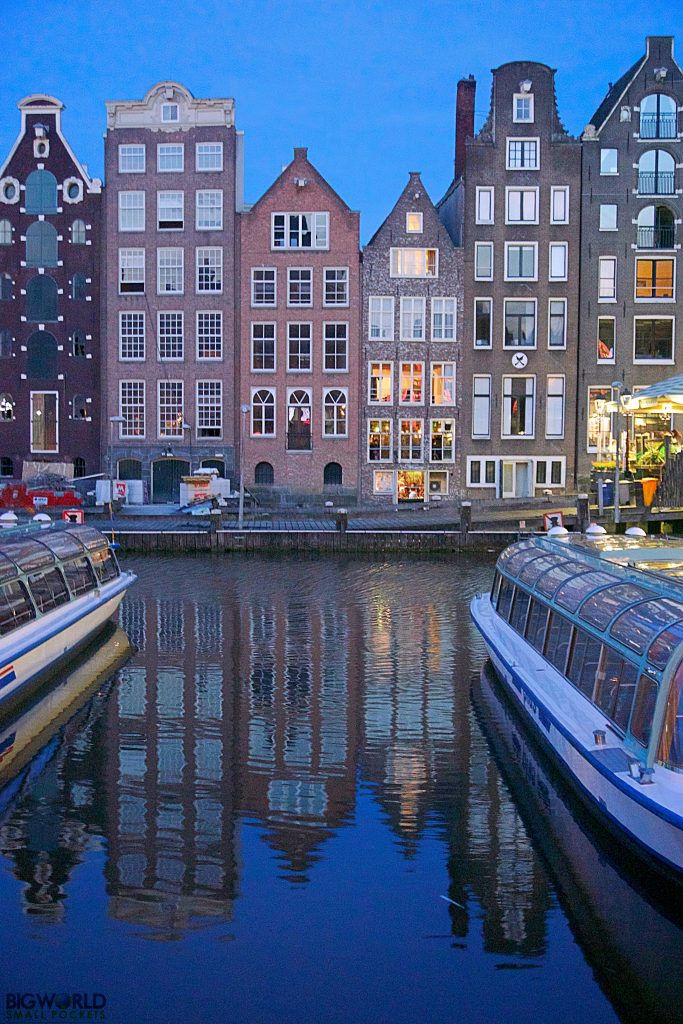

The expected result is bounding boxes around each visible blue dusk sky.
[0,0,677,240]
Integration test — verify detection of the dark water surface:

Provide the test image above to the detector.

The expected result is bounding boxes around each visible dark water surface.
[1,554,681,1024]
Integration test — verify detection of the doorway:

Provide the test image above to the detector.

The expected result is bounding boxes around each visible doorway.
[501,460,532,498]
[152,458,190,502]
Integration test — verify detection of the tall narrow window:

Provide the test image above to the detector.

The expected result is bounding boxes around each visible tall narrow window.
[432,298,456,340]
[323,389,347,437]
[26,222,58,267]
[252,268,276,306]
[549,242,568,281]
[430,420,454,462]
[157,190,184,230]
[251,323,276,371]
[197,381,222,438]
[251,389,276,436]
[502,376,535,437]
[399,362,423,404]
[399,419,423,461]
[287,323,312,371]
[550,187,569,224]
[548,299,567,349]
[158,312,184,360]
[368,419,392,461]
[546,376,565,438]
[369,297,393,339]
[0,219,12,245]
[119,312,145,361]
[323,268,348,306]
[472,376,491,439]
[25,170,57,214]
[27,331,57,378]
[598,257,617,301]
[287,389,312,450]
[26,276,57,321]
[157,248,184,293]
[430,362,456,405]
[196,247,223,292]
[476,187,494,224]
[158,381,184,437]
[197,312,223,360]
[475,298,492,348]
[71,219,86,244]
[369,362,393,404]
[323,323,348,371]
[287,268,312,306]
[119,248,145,293]
[475,242,493,280]
[196,190,223,230]
[597,317,615,362]
[400,297,425,340]
[119,381,145,438]
[30,391,58,451]
[118,191,145,231]
[0,331,12,358]
[71,274,87,300]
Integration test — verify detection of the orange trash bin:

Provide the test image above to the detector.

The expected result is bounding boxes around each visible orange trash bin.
[641,477,658,507]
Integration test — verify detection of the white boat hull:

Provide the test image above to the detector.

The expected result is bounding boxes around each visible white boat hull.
[471,593,683,878]
[0,573,134,711]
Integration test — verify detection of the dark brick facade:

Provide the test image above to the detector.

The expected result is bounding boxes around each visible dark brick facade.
[0,95,102,481]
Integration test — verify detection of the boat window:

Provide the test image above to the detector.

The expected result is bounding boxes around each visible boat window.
[594,648,639,729]
[64,525,109,552]
[518,554,565,587]
[0,579,35,635]
[554,571,616,613]
[525,598,549,652]
[647,621,683,671]
[491,571,502,606]
[610,598,683,656]
[545,612,573,673]
[497,540,537,570]
[62,556,97,596]
[505,547,542,578]
[27,568,69,614]
[535,562,584,600]
[579,584,651,632]
[90,548,119,584]
[567,629,602,698]
[631,674,659,749]
[497,577,515,621]
[0,551,17,584]
[657,663,683,768]
[509,588,530,634]
[0,537,54,574]
[39,531,85,560]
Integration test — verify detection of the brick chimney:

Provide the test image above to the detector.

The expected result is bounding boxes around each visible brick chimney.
[455,75,476,180]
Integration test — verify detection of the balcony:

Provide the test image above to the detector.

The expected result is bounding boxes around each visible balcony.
[637,225,676,249]
[639,113,677,139]
[638,171,675,195]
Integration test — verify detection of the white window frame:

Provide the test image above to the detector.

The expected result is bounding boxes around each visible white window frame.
[399,361,424,406]
[118,191,145,232]
[157,247,184,295]
[475,187,494,225]
[323,267,349,307]
[513,93,534,123]
[369,296,394,340]
[634,256,676,303]
[368,361,394,405]
[157,311,184,362]
[503,297,537,349]
[157,380,184,439]
[118,144,145,174]
[545,375,566,439]
[157,190,184,231]
[430,361,456,406]
[287,267,313,307]
[251,267,277,307]
[502,375,536,439]
[431,297,456,341]
[633,315,675,365]
[119,380,145,439]
[549,242,568,282]
[161,103,179,123]
[474,242,494,281]
[322,387,348,438]
[250,322,277,373]
[250,386,276,438]
[506,137,540,171]
[600,148,618,175]
[400,296,426,340]
[467,457,498,489]
[157,143,184,172]
[587,385,613,453]
[323,322,348,373]
[272,212,329,250]
[196,142,223,172]
[196,190,223,230]
[196,311,223,361]
[550,186,569,224]
[474,297,493,349]
[118,247,145,294]
[390,247,438,278]
[429,419,455,463]
[367,418,393,463]
[505,187,538,225]
[534,457,566,489]
[119,311,145,362]
[472,375,492,440]
[287,322,313,372]
[599,204,618,231]
[597,316,616,364]
[598,256,617,302]
[505,241,538,281]
[398,417,424,463]
[196,380,222,440]
[406,211,423,233]
[548,298,567,350]
[196,247,223,294]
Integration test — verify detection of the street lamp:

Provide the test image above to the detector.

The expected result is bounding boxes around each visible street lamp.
[181,422,192,473]
[108,414,125,532]
[611,381,631,526]
[238,403,251,529]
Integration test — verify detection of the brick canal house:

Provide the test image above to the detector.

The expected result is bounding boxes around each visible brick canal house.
[361,173,462,505]
[440,64,582,500]
[239,148,360,505]
[0,94,102,482]
[578,36,683,488]
[102,82,243,502]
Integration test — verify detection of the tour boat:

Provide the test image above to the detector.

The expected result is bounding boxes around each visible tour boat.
[0,523,136,712]
[470,531,683,880]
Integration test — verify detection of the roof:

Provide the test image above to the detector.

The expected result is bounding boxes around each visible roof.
[588,55,645,132]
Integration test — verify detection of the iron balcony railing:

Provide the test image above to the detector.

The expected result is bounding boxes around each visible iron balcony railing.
[638,171,675,195]
[637,225,676,249]
[639,113,677,139]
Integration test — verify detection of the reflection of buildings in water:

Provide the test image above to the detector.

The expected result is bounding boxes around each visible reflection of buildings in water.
[105,595,238,934]
[236,593,361,878]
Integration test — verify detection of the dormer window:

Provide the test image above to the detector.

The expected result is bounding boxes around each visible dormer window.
[513,94,534,123]
[406,212,423,233]
[161,103,179,123]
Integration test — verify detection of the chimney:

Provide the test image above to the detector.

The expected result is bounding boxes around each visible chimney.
[455,75,476,180]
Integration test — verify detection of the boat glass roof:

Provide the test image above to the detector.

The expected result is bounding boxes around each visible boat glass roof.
[0,536,55,574]
[554,570,617,613]
[609,597,683,656]
[38,531,86,559]
[579,583,653,632]
[0,524,108,579]
[65,525,109,552]
[517,553,567,586]
[648,622,683,670]
[535,562,588,600]
[0,551,17,584]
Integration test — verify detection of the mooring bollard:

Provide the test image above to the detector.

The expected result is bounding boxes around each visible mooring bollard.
[460,501,472,540]
[576,493,589,533]
[336,508,348,534]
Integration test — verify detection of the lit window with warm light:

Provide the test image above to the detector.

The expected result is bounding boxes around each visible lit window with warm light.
[406,212,423,233]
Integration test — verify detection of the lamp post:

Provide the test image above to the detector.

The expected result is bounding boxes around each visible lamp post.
[181,421,192,473]
[238,403,251,529]
[611,382,631,526]
[108,414,125,531]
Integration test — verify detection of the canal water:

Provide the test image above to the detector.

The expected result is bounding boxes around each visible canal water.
[0,553,681,1024]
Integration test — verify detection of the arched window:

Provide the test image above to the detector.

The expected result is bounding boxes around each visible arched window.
[73,457,86,478]
[72,395,88,419]
[26,275,58,321]
[640,94,677,140]
[638,150,675,195]
[0,219,11,245]
[324,462,343,486]
[0,394,15,420]
[0,273,12,300]
[27,331,58,379]
[0,331,12,358]
[26,221,58,267]
[72,331,86,357]
[637,204,675,249]
[71,219,86,244]
[117,458,142,481]
[0,457,13,477]
[71,273,87,300]
[323,389,347,437]
[254,461,274,485]
[251,389,275,436]
[25,169,58,213]
[200,458,225,477]
[287,389,311,450]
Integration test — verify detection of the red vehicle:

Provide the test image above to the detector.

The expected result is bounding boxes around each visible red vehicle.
[0,482,83,513]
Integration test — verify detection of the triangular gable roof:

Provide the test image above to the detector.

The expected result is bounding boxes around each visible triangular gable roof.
[588,55,645,133]
[246,148,356,215]
[365,172,439,247]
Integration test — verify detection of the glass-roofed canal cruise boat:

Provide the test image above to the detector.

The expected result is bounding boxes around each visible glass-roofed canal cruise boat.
[471,532,683,881]
[0,523,135,712]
